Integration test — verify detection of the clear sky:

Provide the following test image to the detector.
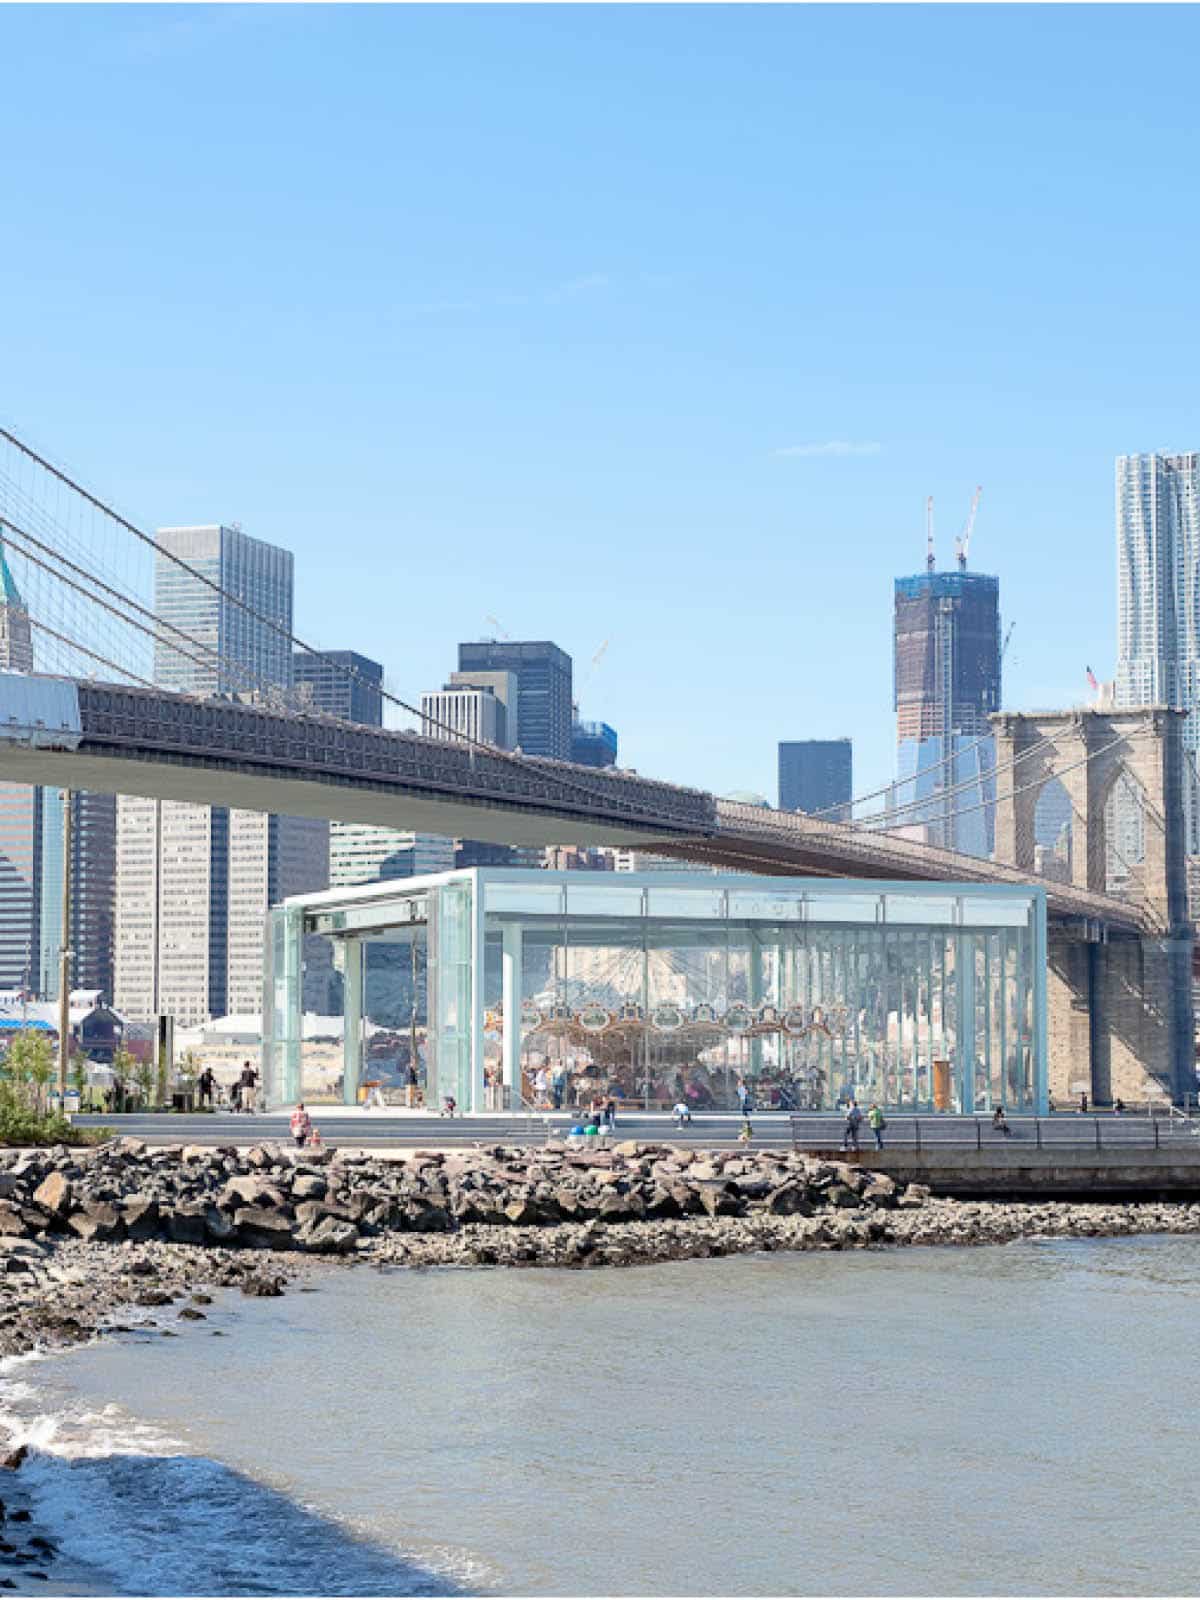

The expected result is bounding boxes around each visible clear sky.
[2,3,1199,805]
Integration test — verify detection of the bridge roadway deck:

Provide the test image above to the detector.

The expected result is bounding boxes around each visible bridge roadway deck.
[0,675,1152,932]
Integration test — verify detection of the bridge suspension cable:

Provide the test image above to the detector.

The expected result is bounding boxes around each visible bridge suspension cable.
[0,424,705,828]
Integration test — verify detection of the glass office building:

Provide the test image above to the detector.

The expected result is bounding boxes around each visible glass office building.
[263,870,1047,1115]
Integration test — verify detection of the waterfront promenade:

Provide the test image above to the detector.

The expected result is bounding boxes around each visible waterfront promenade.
[68,1108,1200,1199]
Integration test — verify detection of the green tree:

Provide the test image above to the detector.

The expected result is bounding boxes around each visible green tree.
[112,1046,138,1112]
[9,1030,56,1113]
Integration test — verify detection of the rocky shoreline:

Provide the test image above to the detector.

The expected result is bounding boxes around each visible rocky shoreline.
[0,1139,1195,1594]
[0,1138,1198,1591]
[1,1135,1198,1359]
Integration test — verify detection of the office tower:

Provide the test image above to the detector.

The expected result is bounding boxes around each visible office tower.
[115,525,326,1022]
[421,679,514,747]
[0,538,37,987]
[892,567,1001,856]
[778,739,852,818]
[114,801,328,1024]
[457,641,572,759]
[39,789,117,1002]
[155,525,294,696]
[329,824,454,888]
[0,541,116,998]
[293,650,384,726]
[571,720,618,768]
[1116,452,1200,853]
[115,798,230,1026]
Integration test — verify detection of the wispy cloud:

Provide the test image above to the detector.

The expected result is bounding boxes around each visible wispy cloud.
[774,440,882,459]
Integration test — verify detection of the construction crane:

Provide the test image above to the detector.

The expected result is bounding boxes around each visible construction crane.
[572,639,611,719]
[955,486,983,570]
[925,496,935,572]
[1001,619,1015,662]
[484,615,512,641]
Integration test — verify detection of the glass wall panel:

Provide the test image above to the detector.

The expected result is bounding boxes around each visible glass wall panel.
[272,871,1047,1114]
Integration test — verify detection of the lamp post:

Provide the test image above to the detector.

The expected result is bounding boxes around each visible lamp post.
[57,790,72,1101]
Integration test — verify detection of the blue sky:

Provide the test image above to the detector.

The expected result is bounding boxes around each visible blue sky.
[3,3,1199,805]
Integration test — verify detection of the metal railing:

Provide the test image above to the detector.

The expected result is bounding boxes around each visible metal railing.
[791,1113,1200,1154]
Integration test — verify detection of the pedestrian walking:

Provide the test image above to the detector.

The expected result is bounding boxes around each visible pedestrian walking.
[237,1061,259,1114]
[672,1100,692,1128]
[603,1097,617,1131]
[867,1101,886,1150]
[1113,1097,1126,1115]
[738,1116,753,1144]
[736,1078,751,1116]
[405,1060,420,1109]
[1078,1091,1089,1114]
[289,1102,312,1148]
[551,1067,566,1110]
[533,1067,549,1108]
[197,1066,216,1109]
[842,1098,863,1152]
[992,1105,1011,1136]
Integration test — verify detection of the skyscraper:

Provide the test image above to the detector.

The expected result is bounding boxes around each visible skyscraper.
[457,640,573,759]
[115,525,326,1024]
[421,679,514,747]
[293,650,383,726]
[0,541,117,999]
[1116,451,1200,851]
[0,538,39,989]
[155,525,293,696]
[329,825,454,887]
[778,739,852,818]
[892,568,1001,856]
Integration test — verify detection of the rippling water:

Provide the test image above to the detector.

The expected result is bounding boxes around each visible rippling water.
[4,1236,1200,1595]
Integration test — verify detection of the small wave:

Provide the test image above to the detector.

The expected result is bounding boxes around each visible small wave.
[0,1374,477,1597]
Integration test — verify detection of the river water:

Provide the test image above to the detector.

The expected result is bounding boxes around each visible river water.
[3,1236,1200,1596]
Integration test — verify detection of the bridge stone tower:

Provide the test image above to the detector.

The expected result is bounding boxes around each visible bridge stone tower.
[991,707,1193,1106]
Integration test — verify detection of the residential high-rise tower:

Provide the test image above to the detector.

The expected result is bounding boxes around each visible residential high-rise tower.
[1115,451,1200,853]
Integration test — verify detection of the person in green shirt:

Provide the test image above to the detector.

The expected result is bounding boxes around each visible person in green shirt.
[867,1102,886,1150]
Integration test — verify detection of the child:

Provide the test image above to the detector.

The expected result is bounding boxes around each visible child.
[737,1116,753,1144]
[441,1094,457,1118]
[289,1102,312,1148]
[672,1101,692,1127]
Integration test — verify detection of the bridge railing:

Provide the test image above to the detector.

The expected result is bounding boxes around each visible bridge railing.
[790,1113,1200,1154]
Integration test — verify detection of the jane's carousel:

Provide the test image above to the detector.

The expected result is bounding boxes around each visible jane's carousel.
[483,997,846,1113]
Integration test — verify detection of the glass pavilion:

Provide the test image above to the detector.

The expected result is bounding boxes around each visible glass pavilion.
[262,870,1048,1115]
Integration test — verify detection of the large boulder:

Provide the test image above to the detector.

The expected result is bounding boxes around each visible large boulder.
[233,1206,296,1250]
[766,1183,814,1217]
[295,1215,359,1255]
[598,1190,646,1223]
[165,1205,209,1245]
[67,1202,122,1242]
[32,1171,72,1218]
[291,1173,328,1202]
[121,1198,161,1241]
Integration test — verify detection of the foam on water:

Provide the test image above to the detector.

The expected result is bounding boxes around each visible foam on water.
[0,1357,478,1597]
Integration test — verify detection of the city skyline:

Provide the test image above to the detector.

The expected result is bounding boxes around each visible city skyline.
[4,7,1197,803]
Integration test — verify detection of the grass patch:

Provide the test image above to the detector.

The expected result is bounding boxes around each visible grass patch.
[0,1103,112,1147]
